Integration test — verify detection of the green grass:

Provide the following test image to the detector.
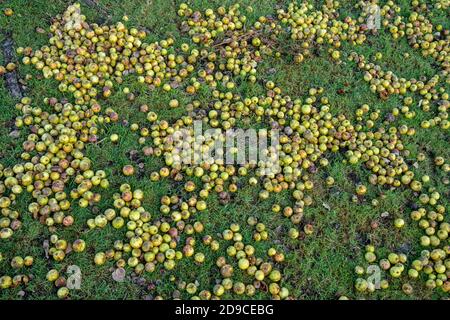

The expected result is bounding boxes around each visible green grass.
[0,0,449,300]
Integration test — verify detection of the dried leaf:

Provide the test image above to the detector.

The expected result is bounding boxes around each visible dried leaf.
[112,267,126,282]
[9,130,20,138]
[43,240,50,259]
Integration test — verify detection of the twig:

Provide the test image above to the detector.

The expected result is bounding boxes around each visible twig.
[94,137,107,145]
[212,29,262,48]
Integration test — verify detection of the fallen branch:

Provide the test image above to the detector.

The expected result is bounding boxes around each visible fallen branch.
[1,31,24,99]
